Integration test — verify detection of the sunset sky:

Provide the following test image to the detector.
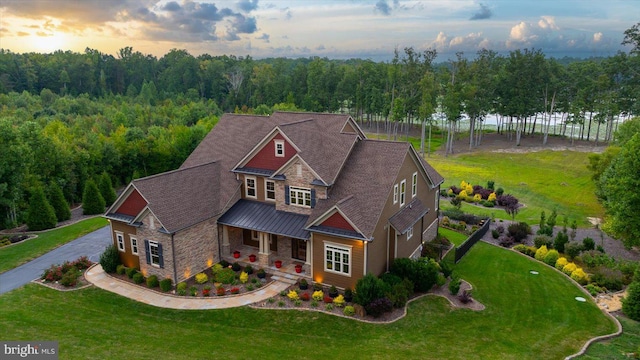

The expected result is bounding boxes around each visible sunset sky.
[0,0,637,60]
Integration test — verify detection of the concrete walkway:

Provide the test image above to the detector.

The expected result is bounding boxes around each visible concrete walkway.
[0,226,111,295]
[85,264,295,309]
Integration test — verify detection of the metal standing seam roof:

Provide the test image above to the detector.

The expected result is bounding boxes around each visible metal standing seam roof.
[217,199,310,240]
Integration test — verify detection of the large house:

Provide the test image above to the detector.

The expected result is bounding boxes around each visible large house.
[105,112,444,289]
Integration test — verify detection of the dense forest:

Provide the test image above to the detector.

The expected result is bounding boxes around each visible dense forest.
[0,23,638,230]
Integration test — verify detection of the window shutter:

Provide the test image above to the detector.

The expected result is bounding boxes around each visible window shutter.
[144,240,150,264]
[158,243,164,268]
[311,189,316,208]
[285,185,290,204]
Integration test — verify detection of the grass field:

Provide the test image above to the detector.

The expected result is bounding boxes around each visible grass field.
[427,150,602,227]
[579,316,640,359]
[0,217,108,274]
[0,241,615,359]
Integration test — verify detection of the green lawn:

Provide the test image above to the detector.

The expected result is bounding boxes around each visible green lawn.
[428,150,602,227]
[0,241,615,359]
[0,217,108,274]
[579,316,640,359]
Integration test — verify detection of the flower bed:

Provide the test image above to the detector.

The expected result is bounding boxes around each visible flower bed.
[39,256,93,290]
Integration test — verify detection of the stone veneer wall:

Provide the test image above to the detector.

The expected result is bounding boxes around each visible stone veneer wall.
[172,217,219,283]
[275,159,325,215]
[137,213,174,281]
[227,226,243,254]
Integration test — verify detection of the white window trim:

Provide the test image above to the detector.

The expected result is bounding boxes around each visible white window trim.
[149,240,160,267]
[116,232,125,252]
[251,230,260,241]
[407,226,413,240]
[130,236,138,255]
[274,140,285,157]
[245,176,257,199]
[265,179,276,201]
[324,242,351,277]
[400,179,406,206]
[393,184,398,204]
[412,172,418,198]
[289,186,311,208]
[435,192,440,211]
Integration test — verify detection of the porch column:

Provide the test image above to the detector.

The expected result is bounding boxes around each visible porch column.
[258,232,271,267]
[221,226,230,256]
[303,239,311,274]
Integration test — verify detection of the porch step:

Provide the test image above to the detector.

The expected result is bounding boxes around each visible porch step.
[271,274,299,285]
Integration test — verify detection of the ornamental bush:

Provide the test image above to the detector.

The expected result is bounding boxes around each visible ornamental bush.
[126,266,138,279]
[622,272,640,321]
[365,298,393,318]
[543,249,560,266]
[176,282,187,291]
[564,242,583,260]
[133,272,144,284]
[333,294,345,307]
[48,182,71,222]
[60,268,80,287]
[534,245,549,261]
[99,244,120,274]
[513,244,536,257]
[312,290,324,301]
[239,271,249,284]
[159,278,172,292]
[215,268,236,284]
[582,237,595,251]
[387,278,413,308]
[195,273,208,284]
[116,265,126,275]
[26,185,57,231]
[146,275,159,288]
[570,268,589,285]
[449,274,461,295]
[554,231,569,253]
[555,257,568,270]
[354,273,387,307]
[507,222,531,243]
[563,262,577,276]
[488,192,497,202]
[287,290,299,301]
[82,179,106,215]
[344,306,355,316]
[591,267,625,291]
[534,235,554,249]
[211,263,223,274]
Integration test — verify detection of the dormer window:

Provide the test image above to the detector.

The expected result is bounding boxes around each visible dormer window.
[275,140,285,157]
[245,176,257,198]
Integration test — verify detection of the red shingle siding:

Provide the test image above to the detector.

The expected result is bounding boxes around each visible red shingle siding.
[321,212,355,231]
[245,133,296,170]
[116,189,146,216]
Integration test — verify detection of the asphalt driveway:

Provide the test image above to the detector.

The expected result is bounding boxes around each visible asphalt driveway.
[0,225,111,295]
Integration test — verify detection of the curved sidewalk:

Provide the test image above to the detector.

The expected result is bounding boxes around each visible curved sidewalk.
[85,264,292,310]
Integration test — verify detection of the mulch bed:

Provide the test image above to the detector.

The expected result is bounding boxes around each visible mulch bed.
[33,273,92,291]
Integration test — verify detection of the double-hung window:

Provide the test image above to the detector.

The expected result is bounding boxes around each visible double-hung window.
[149,241,160,267]
[412,172,418,198]
[116,232,125,252]
[265,180,275,201]
[400,180,406,206]
[275,140,285,157]
[393,184,399,204]
[130,236,138,255]
[325,243,351,276]
[245,176,256,198]
[407,226,413,240]
[289,186,311,207]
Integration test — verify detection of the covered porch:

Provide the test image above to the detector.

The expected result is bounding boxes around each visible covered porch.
[218,199,312,277]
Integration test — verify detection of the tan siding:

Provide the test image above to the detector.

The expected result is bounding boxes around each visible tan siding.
[110,221,140,269]
[312,233,364,289]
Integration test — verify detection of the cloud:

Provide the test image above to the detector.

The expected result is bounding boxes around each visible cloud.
[470,3,492,20]
[256,33,270,42]
[374,0,392,16]
[506,16,562,49]
[237,0,259,13]
[430,31,492,53]
[17,31,29,36]
[593,32,603,42]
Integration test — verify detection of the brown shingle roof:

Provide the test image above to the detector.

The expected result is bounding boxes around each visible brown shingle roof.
[132,161,220,233]
[388,198,429,234]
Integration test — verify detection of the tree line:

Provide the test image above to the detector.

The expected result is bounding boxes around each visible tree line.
[1,23,638,230]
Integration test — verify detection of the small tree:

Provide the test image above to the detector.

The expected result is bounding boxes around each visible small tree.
[622,271,640,321]
[99,244,121,273]
[48,182,71,222]
[82,179,106,215]
[554,231,569,253]
[98,172,117,206]
[354,273,387,307]
[26,185,58,231]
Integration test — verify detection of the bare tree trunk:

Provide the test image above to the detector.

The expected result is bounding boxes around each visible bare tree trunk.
[543,91,556,145]
[469,117,475,150]
[586,112,593,142]
[595,118,601,145]
[516,117,522,146]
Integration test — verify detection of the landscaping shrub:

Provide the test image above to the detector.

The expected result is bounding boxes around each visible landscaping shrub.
[177,282,187,291]
[498,235,514,248]
[582,237,595,251]
[333,294,345,307]
[586,283,605,296]
[556,257,568,270]
[42,264,63,282]
[219,260,229,268]
[439,260,453,278]
[495,187,504,196]
[354,273,387,307]
[287,290,299,301]
[215,268,236,284]
[554,232,569,253]
[159,278,172,292]
[390,258,415,282]
[116,265,126,275]
[389,258,438,292]
[126,267,138,279]
[507,222,531,243]
[618,261,640,284]
[82,179,106,215]
[26,185,58,231]
[458,290,473,304]
[312,290,324,301]
[581,251,615,269]
[239,271,249,284]
[344,306,355,316]
[380,272,403,287]
[365,297,393,318]
[190,286,199,296]
[132,272,144,284]
[328,285,339,298]
[591,267,625,291]
[387,278,413,308]
[211,263,223,274]
[72,256,92,270]
[534,245,548,262]
[436,273,446,287]
[622,271,640,321]
[244,265,253,274]
[48,182,71,222]
[543,249,560,267]
[146,275,159,288]
[256,268,267,279]
[231,262,241,271]
[449,274,461,295]
[491,229,500,239]
[195,273,208,284]
[202,286,211,297]
[487,180,495,190]
[99,244,121,274]
[216,287,226,296]
[60,268,80,287]
[534,235,553,249]
[563,262,577,276]
[564,242,583,260]
[300,292,310,301]
[323,296,333,304]
[344,288,353,302]
[570,268,589,285]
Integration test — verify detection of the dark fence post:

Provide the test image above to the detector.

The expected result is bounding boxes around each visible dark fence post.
[455,218,491,263]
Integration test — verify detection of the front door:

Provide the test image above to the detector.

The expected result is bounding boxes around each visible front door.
[291,238,306,261]
[270,234,278,252]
